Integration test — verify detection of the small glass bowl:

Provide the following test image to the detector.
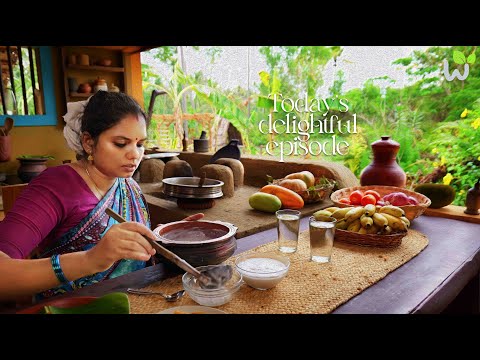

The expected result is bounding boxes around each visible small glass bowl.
[235,252,290,290]
[182,265,243,307]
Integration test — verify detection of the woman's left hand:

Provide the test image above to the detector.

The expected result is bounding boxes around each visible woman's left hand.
[155,213,204,229]
[181,213,204,222]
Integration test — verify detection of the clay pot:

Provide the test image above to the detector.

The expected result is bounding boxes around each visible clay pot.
[109,83,120,92]
[154,220,237,266]
[17,157,48,183]
[68,54,77,65]
[94,78,108,93]
[360,136,406,187]
[97,58,112,66]
[77,83,92,94]
[78,54,90,66]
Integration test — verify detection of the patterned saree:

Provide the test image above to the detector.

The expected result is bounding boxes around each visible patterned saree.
[36,177,151,300]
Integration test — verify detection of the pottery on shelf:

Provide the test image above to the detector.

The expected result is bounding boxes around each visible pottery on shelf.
[360,135,407,188]
[97,58,112,66]
[17,157,49,183]
[109,83,120,93]
[77,83,92,94]
[94,77,108,93]
[78,54,89,66]
[67,77,78,92]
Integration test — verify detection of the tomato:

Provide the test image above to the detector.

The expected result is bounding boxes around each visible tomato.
[361,194,377,206]
[339,198,351,205]
[364,190,381,201]
[349,190,364,205]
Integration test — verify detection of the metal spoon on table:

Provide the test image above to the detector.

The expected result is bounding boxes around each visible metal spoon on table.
[126,288,185,302]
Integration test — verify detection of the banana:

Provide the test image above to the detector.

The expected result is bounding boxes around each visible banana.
[331,207,352,219]
[360,214,373,228]
[314,210,335,219]
[324,207,340,213]
[347,219,361,232]
[358,226,368,234]
[372,213,388,228]
[335,219,349,230]
[379,205,405,217]
[345,207,365,222]
[364,204,376,216]
[380,213,407,231]
[383,225,392,235]
[366,224,380,234]
[400,216,411,228]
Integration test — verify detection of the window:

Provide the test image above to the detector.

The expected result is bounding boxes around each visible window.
[0,46,57,126]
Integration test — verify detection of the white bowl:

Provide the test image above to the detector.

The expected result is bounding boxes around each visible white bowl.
[182,265,242,307]
[235,252,290,290]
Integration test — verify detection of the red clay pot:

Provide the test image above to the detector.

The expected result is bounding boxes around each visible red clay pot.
[360,136,407,188]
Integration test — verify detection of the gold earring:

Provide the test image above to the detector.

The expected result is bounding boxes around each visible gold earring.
[87,154,93,161]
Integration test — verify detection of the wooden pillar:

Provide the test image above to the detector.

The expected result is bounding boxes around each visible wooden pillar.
[124,52,144,108]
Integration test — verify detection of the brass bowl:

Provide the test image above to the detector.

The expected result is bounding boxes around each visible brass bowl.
[162,177,224,199]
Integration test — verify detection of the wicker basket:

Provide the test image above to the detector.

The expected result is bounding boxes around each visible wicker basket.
[335,228,408,248]
[330,185,431,221]
[271,177,335,204]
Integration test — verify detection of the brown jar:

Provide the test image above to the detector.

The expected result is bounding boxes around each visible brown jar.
[464,180,480,215]
[360,135,407,187]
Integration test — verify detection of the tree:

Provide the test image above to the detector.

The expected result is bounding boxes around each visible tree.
[259,46,339,98]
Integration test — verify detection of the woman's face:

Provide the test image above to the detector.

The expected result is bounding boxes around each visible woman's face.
[91,114,147,178]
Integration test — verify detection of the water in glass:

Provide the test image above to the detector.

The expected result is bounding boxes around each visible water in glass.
[276,210,300,253]
[309,216,336,263]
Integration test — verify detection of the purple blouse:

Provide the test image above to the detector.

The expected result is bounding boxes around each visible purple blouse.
[0,165,99,259]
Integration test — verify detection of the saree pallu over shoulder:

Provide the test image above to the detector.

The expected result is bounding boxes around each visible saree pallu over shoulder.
[37,178,151,300]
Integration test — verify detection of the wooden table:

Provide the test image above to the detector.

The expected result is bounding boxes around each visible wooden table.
[6,215,480,314]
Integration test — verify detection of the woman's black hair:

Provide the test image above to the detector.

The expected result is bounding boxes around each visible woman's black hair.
[80,91,146,156]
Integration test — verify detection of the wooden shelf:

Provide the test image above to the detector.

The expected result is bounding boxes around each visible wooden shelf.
[67,64,124,72]
[69,92,92,98]
[61,47,126,104]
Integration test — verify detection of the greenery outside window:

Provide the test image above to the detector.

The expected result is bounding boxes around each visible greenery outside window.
[0,46,57,126]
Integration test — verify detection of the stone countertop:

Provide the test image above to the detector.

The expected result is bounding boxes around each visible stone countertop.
[140,183,333,239]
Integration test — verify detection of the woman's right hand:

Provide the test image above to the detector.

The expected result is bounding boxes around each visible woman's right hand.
[85,222,157,273]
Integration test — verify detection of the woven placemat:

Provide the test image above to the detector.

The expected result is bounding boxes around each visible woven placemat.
[129,229,428,314]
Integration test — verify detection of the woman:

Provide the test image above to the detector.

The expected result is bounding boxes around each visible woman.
[0,91,200,302]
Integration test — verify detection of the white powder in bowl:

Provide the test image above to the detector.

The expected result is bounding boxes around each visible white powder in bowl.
[236,257,288,290]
